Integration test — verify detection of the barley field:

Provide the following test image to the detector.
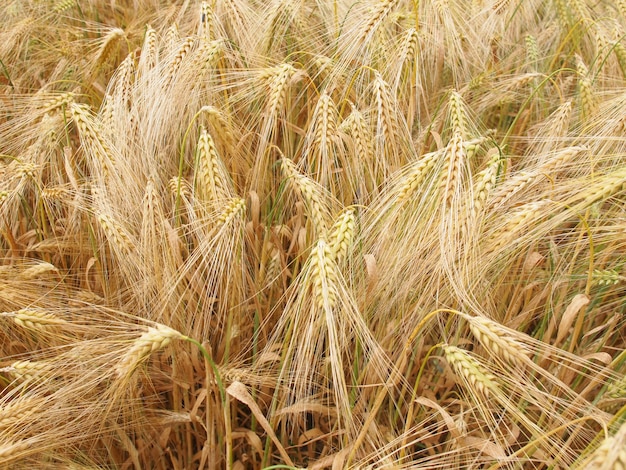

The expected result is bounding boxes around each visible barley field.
[0,0,625,468]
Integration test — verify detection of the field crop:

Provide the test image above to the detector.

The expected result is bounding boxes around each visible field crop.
[0,0,625,468]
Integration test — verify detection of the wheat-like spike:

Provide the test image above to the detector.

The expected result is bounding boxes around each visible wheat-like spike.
[93,28,125,71]
[440,131,465,211]
[606,375,626,398]
[70,102,116,175]
[264,63,296,118]
[165,24,179,51]
[581,423,626,470]
[99,94,115,135]
[281,157,328,235]
[3,360,52,383]
[0,397,42,428]
[116,324,185,377]
[312,92,338,153]
[10,308,66,329]
[489,146,580,208]
[193,39,224,75]
[18,262,58,280]
[461,314,530,365]
[309,239,339,310]
[200,105,235,147]
[471,149,502,218]
[169,176,191,197]
[486,199,551,254]
[167,37,195,82]
[97,213,136,255]
[263,245,282,286]
[138,25,158,72]
[113,53,135,109]
[53,0,76,12]
[579,167,626,207]
[448,90,467,137]
[591,269,625,286]
[525,34,539,69]
[398,27,419,68]
[196,128,230,201]
[41,186,70,201]
[618,0,626,19]
[443,345,499,397]
[328,207,356,266]
[612,41,626,79]
[358,0,401,45]
[396,150,441,203]
[577,55,597,119]
[41,92,74,115]
[200,1,214,39]
[373,71,398,161]
[345,104,373,166]
[0,440,31,461]
[569,0,590,25]
[17,162,37,179]
[547,100,573,140]
[554,0,571,25]
[216,197,246,226]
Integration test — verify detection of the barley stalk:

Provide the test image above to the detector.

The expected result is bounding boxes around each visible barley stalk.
[525,35,539,69]
[70,102,116,175]
[0,440,31,461]
[578,167,626,207]
[113,53,135,109]
[373,71,398,163]
[165,24,179,51]
[0,397,41,428]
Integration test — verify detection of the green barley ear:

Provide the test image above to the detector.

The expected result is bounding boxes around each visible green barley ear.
[590,269,625,286]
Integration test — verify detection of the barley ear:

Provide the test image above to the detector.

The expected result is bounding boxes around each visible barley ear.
[443,344,499,397]
[116,324,186,378]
